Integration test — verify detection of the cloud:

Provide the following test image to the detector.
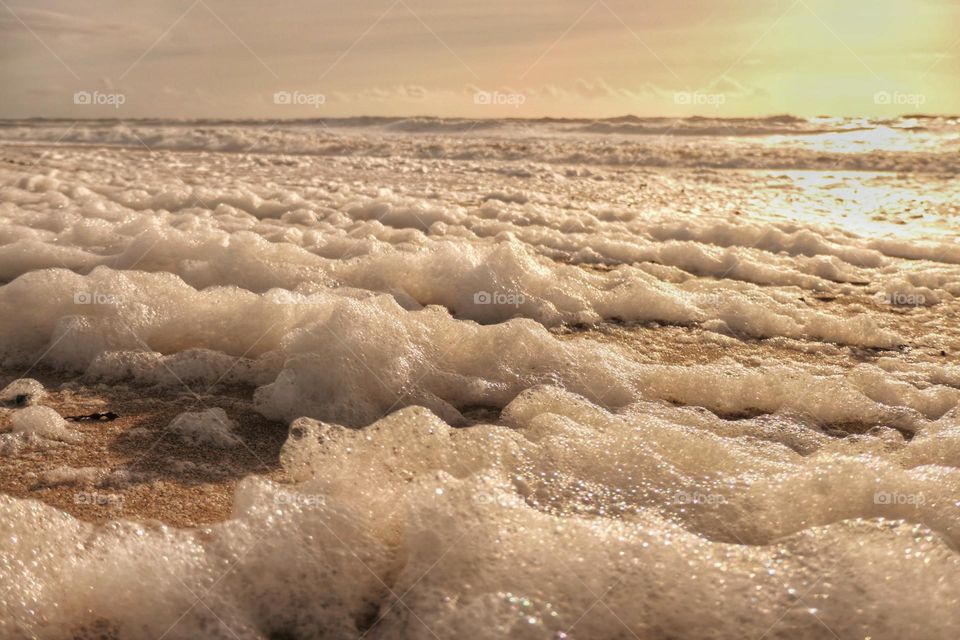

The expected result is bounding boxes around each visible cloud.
[320,77,765,113]
[532,77,672,102]
[704,75,769,101]
[0,7,135,38]
[329,85,439,104]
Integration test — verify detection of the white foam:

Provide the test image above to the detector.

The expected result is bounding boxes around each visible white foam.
[8,406,78,443]
[168,408,242,448]
[2,122,960,638]
[36,466,107,487]
[0,378,46,406]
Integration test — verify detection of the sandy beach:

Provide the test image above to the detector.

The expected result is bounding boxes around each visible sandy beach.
[0,367,289,527]
[2,118,960,639]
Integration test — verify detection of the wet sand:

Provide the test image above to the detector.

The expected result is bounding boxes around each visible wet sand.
[0,369,288,527]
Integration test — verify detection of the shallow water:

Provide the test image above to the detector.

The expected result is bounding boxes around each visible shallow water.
[1,116,960,639]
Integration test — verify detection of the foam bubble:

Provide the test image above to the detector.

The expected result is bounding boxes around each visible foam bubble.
[168,408,242,448]
[9,406,78,443]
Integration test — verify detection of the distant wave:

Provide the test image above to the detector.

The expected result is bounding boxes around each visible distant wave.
[2,114,955,130]
[571,121,871,137]
[381,117,507,133]
[0,116,957,173]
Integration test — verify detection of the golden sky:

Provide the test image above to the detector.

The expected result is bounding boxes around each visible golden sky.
[1,0,958,118]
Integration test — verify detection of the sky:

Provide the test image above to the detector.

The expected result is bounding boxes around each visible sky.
[1,0,958,119]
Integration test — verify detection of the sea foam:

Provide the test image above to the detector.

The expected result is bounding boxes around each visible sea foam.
[1,118,959,639]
